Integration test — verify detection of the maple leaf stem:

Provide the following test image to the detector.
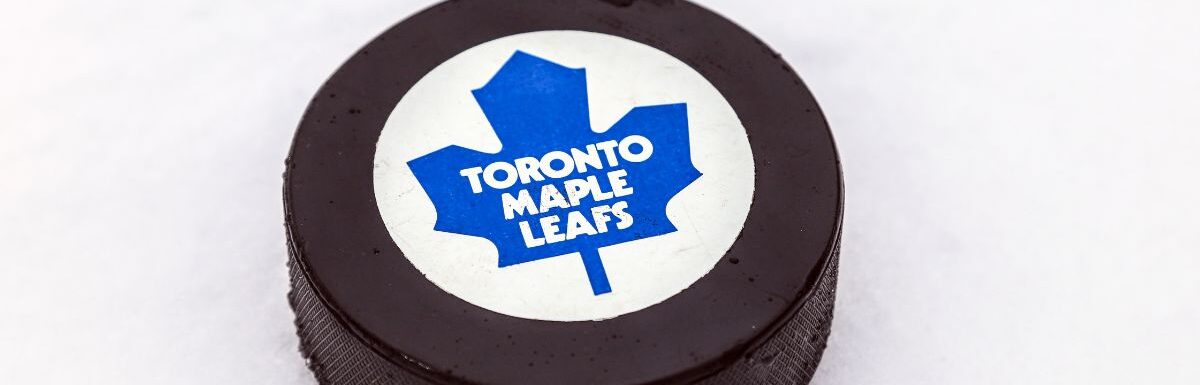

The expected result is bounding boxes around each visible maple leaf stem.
[580,248,612,296]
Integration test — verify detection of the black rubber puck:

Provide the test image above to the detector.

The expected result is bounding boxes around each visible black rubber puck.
[284,0,842,384]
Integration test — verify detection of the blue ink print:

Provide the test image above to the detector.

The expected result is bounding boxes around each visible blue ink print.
[408,51,701,296]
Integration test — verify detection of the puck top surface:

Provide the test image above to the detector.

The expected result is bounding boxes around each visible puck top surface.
[285,0,842,384]
[375,30,755,322]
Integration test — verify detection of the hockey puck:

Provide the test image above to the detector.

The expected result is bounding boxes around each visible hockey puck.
[284,0,842,384]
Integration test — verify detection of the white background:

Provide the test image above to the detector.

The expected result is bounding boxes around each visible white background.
[1,0,1197,384]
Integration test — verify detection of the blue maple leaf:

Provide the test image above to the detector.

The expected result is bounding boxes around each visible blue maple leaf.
[408,51,700,296]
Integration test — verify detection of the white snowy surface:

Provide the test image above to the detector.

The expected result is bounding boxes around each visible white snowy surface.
[1,1,1197,384]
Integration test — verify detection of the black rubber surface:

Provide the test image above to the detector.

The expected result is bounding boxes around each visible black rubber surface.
[288,247,839,384]
[284,0,843,384]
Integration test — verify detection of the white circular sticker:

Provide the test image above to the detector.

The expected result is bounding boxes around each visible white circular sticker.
[374,31,754,321]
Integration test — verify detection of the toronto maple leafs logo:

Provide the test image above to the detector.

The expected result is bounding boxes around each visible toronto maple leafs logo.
[408,51,701,296]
